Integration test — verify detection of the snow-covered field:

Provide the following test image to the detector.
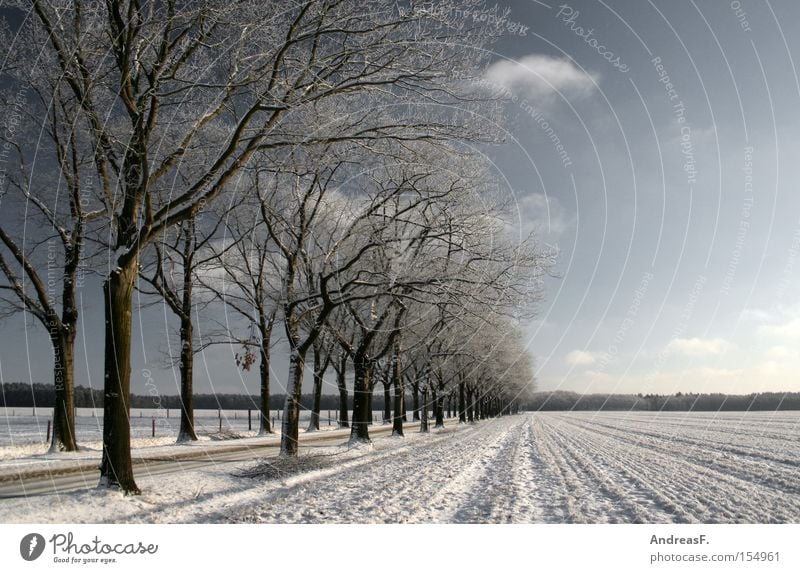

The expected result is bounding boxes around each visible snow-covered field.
[0,407,367,459]
[1,411,799,524]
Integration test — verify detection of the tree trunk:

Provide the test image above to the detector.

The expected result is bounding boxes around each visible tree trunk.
[412,381,420,421]
[431,386,437,426]
[50,240,80,452]
[350,356,372,443]
[307,348,324,432]
[280,347,307,455]
[176,222,197,443]
[435,379,445,428]
[336,354,349,428]
[176,313,197,442]
[367,377,375,425]
[258,313,275,434]
[382,381,391,423]
[50,329,78,452]
[258,340,271,434]
[458,378,466,424]
[391,338,403,437]
[100,264,139,494]
[420,387,429,433]
[467,387,475,423]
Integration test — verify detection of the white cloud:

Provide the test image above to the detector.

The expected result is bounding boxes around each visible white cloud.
[566,349,599,366]
[758,317,800,341]
[484,54,598,101]
[666,337,729,356]
[694,366,741,379]
[765,345,796,360]
[750,303,800,345]
[740,308,773,323]
[632,366,744,394]
[516,192,573,239]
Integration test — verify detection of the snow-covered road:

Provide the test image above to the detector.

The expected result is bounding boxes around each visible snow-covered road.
[1,412,798,523]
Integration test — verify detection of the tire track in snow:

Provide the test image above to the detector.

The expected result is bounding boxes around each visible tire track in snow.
[527,415,619,523]
[448,417,539,523]
[518,418,565,522]
[227,418,524,523]
[125,426,485,523]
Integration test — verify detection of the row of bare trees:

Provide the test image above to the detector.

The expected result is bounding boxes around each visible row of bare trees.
[0,0,553,494]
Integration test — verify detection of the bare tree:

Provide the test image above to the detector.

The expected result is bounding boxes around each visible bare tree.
[137,209,226,442]
[306,334,334,432]
[8,0,546,492]
[330,328,354,428]
[13,0,505,491]
[201,197,283,435]
[0,18,107,451]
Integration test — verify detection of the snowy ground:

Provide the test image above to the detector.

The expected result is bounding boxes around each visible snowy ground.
[0,408,369,460]
[1,412,799,524]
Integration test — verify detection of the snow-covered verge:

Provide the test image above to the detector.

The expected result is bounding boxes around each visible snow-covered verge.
[0,409,370,464]
[1,412,799,524]
[0,407,347,454]
[0,422,351,480]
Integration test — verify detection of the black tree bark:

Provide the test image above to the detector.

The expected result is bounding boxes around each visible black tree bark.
[280,348,307,455]
[176,312,197,442]
[458,377,466,424]
[255,308,277,435]
[435,378,445,428]
[307,345,329,432]
[420,387,429,433]
[411,378,420,421]
[50,328,77,452]
[100,263,139,493]
[335,353,349,428]
[350,355,372,442]
[391,338,403,436]
[382,380,392,424]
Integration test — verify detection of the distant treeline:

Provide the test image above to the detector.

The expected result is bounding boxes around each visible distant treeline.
[523,391,800,411]
[0,382,379,411]
[6,383,799,412]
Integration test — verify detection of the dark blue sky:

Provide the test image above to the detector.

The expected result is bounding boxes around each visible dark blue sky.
[494,0,800,394]
[2,0,800,397]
